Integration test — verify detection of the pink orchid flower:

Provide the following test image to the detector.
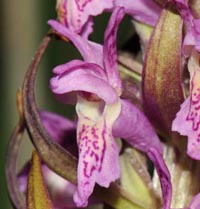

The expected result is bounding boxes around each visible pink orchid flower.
[48,7,172,207]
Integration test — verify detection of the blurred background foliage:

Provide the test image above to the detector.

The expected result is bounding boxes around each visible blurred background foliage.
[1,1,134,209]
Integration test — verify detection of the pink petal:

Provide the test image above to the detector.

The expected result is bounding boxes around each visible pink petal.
[57,0,113,37]
[52,60,107,78]
[173,0,200,56]
[113,99,163,154]
[147,148,172,209]
[80,17,94,38]
[172,98,200,160]
[74,98,120,207]
[172,52,200,160]
[172,98,190,136]
[50,63,118,104]
[189,193,200,209]
[53,59,85,75]
[48,20,103,66]
[114,0,161,26]
[39,110,76,143]
[103,7,125,93]
[39,110,78,156]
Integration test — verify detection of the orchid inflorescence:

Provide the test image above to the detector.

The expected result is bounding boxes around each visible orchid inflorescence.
[6,0,200,209]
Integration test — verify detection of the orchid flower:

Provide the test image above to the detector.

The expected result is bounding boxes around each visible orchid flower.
[47,7,173,208]
[56,0,161,38]
[171,0,200,160]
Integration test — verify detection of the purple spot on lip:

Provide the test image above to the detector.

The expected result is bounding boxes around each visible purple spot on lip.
[84,181,89,186]
[93,141,99,150]
[76,0,93,11]
[186,80,200,131]
[90,151,99,162]
[83,160,96,178]
[197,134,200,142]
[91,127,98,139]
[83,161,90,178]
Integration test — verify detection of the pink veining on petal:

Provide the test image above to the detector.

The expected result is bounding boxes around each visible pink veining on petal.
[56,0,113,37]
[187,71,200,131]
[173,0,193,29]
[74,117,120,207]
[172,97,200,160]
[58,0,113,37]
[74,98,120,207]
[103,7,125,94]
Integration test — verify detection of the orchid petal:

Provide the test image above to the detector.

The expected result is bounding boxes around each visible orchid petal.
[39,110,76,143]
[50,63,118,104]
[172,98,200,159]
[173,0,194,29]
[80,17,94,39]
[56,0,113,37]
[48,20,103,66]
[172,99,200,160]
[172,51,200,159]
[173,0,200,56]
[53,59,85,75]
[74,97,121,207]
[113,99,163,154]
[103,7,124,94]
[147,148,172,209]
[114,0,161,26]
[52,59,107,78]
[189,193,200,209]
[172,98,190,137]
[39,110,78,156]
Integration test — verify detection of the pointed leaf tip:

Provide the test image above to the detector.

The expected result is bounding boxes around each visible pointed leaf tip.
[27,151,54,209]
